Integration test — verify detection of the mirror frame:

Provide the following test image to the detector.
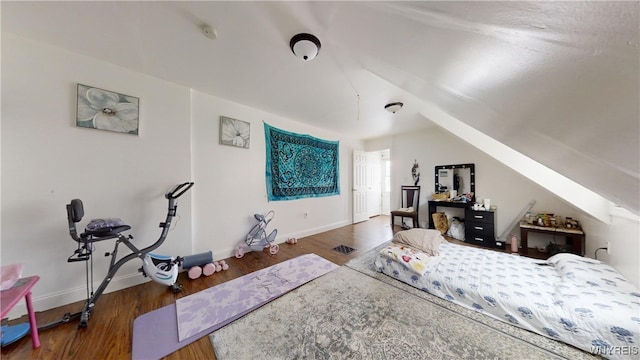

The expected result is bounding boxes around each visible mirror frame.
[434,163,475,201]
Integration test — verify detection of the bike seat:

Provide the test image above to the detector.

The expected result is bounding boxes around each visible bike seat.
[79,218,131,241]
[82,225,131,241]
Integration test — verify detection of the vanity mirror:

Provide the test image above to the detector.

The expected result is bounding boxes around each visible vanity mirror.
[434,163,475,202]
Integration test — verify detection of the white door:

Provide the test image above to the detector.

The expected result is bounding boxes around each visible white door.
[381,150,391,214]
[367,152,382,217]
[352,150,368,223]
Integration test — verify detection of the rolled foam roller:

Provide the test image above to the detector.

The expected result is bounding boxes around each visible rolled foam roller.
[182,250,213,269]
[202,263,216,276]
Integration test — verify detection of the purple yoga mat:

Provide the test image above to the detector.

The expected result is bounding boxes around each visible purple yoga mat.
[132,253,338,359]
[131,303,255,360]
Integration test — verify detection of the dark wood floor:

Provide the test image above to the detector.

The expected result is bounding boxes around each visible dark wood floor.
[2,215,395,360]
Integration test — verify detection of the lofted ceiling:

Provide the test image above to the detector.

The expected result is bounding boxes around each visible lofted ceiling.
[2,1,639,215]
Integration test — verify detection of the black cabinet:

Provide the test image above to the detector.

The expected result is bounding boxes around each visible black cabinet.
[465,208,503,249]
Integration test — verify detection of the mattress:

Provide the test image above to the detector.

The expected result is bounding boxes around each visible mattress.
[374,242,640,360]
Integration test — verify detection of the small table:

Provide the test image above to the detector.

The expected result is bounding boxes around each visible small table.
[519,222,585,257]
[1,276,40,348]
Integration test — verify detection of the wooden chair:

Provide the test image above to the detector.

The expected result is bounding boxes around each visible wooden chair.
[391,185,420,229]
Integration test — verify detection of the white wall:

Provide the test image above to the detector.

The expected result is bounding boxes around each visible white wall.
[374,127,640,287]
[190,90,363,258]
[1,34,193,316]
[581,209,640,287]
[2,34,365,319]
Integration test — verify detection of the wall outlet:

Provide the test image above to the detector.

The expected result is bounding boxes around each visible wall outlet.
[606,241,611,254]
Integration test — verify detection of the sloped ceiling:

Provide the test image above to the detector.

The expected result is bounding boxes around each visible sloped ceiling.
[2,1,638,215]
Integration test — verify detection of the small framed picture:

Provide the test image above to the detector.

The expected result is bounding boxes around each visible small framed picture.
[76,84,139,135]
[219,116,250,149]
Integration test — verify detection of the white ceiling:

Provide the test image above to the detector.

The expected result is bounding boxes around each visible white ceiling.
[2,1,639,215]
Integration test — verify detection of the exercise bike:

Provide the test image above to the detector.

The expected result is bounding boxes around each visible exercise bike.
[42,182,194,329]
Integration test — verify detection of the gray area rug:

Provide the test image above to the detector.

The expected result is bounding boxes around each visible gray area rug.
[210,261,595,359]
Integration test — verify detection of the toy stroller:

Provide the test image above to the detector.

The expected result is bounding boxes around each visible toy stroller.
[235,210,279,258]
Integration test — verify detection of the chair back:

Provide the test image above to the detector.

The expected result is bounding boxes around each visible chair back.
[67,199,84,242]
[401,185,420,209]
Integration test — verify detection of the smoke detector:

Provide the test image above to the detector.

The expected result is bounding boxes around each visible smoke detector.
[202,25,217,40]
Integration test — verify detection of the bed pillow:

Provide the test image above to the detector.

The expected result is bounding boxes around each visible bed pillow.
[547,253,637,291]
[379,244,442,276]
[392,228,446,256]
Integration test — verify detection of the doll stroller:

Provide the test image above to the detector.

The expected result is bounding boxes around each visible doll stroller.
[235,210,279,258]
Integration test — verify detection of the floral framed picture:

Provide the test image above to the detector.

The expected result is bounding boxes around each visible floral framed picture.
[219,116,250,149]
[76,84,139,135]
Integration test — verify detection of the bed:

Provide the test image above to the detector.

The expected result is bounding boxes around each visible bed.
[374,237,640,360]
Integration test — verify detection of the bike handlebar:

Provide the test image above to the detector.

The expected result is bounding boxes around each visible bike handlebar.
[166,182,194,199]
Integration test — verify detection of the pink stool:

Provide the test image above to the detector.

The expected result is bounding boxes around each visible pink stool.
[1,276,40,348]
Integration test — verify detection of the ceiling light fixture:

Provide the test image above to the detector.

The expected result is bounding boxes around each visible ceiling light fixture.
[385,102,403,114]
[290,33,321,61]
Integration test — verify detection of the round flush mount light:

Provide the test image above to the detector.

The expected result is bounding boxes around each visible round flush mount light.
[384,102,403,114]
[290,33,321,61]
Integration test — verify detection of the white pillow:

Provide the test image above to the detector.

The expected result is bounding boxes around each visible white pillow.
[392,229,446,256]
[548,253,637,291]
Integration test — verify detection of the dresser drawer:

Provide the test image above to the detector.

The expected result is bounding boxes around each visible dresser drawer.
[467,223,493,235]
[466,226,495,243]
[465,209,494,224]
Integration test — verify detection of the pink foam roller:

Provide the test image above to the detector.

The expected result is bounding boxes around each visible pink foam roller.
[202,263,216,276]
[188,266,202,279]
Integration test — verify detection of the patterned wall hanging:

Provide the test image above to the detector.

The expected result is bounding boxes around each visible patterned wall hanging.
[264,123,340,201]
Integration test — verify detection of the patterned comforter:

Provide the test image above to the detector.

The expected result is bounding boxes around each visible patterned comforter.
[374,242,640,359]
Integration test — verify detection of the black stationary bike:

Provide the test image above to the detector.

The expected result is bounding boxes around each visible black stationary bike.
[41,182,194,330]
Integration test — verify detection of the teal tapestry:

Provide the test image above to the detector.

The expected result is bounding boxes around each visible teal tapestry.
[264,123,340,201]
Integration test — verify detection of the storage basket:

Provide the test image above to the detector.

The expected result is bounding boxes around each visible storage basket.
[432,192,449,201]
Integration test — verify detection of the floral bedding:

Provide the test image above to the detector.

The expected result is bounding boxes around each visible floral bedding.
[378,244,443,276]
[374,242,640,359]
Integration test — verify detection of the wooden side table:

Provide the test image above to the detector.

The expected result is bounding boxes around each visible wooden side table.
[1,276,40,348]
[519,222,585,257]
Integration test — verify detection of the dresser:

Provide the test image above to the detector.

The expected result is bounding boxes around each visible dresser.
[464,208,503,249]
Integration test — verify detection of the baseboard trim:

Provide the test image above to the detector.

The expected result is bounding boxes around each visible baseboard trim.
[215,220,352,260]
[7,220,353,320]
[284,220,351,241]
[5,272,149,320]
